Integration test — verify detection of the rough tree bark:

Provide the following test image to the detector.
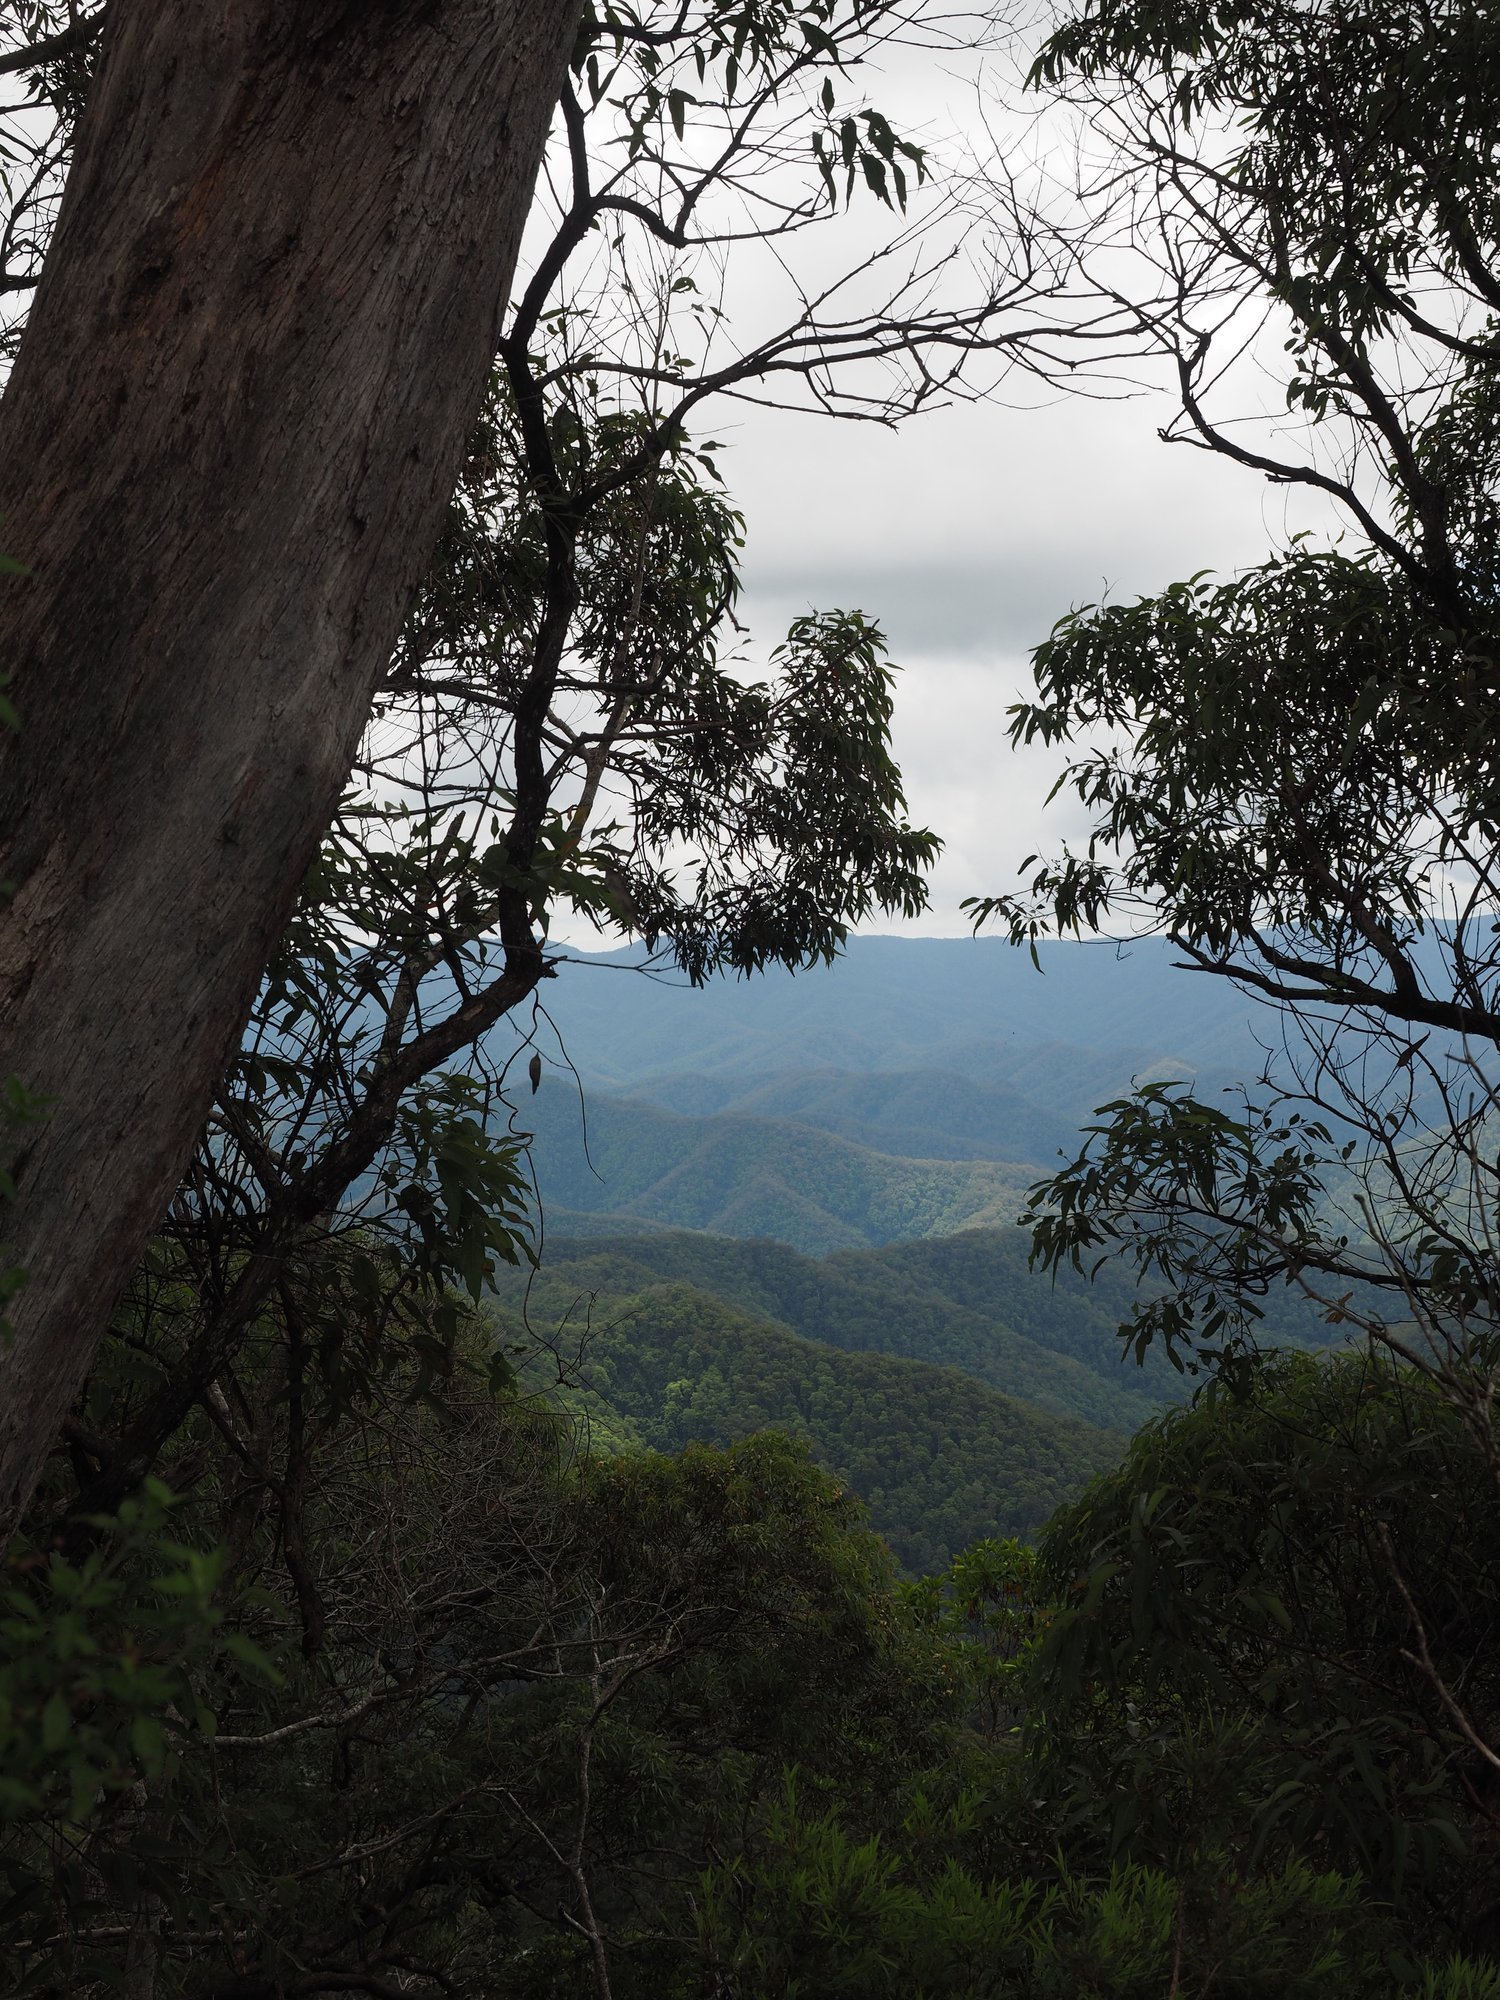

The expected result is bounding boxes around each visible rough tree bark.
[0,0,578,1538]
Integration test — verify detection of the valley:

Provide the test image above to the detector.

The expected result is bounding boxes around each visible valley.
[485,935,1332,1567]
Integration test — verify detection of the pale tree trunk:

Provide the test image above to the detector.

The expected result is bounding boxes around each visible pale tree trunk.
[0,0,577,1538]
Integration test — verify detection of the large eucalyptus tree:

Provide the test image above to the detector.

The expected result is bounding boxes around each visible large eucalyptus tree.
[0,0,579,1537]
[0,0,1068,1543]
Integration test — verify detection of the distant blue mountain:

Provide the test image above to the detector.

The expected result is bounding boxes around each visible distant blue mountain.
[512,1078,1037,1255]
[526,933,1272,1097]
[629,1065,1081,1163]
[485,933,1300,1255]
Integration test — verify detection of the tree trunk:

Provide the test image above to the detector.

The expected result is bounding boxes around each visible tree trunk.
[0,0,577,1538]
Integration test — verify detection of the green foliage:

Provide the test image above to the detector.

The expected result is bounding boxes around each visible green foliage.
[1023,1856,1396,1998]
[696,1774,1039,1999]
[572,0,927,216]
[9,1319,1500,1992]
[0,1483,235,1821]
[0,0,991,1981]
[0,1483,276,1997]
[506,1278,1122,1572]
[1024,0,1500,636]
[698,1779,1429,1998]
[387,1082,535,1307]
[1030,1352,1500,1937]
[624,606,940,982]
[0,1399,958,1997]
[406,387,938,987]
[905,1537,1043,1747]
[1021,1081,1345,1379]
[56,0,966,1700]
[1032,0,1500,442]
[988,550,1478,967]
[573,1432,948,1782]
[676,1350,1500,1998]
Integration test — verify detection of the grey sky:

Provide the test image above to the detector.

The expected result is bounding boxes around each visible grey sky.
[525,22,1347,946]
[592,5,1368,936]
[642,17,1344,937]
[724,384,1329,931]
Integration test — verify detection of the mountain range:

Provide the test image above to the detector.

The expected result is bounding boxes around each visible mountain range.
[525,933,1269,1100]
[501,936,1283,1255]
[493,1238,1133,1571]
[515,1078,1037,1255]
[478,935,1337,1565]
[496,1224,1175,1433]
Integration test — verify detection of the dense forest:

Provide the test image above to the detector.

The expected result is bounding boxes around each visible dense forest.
[520,1078,1036,1252]
[494,1268,1126,1570]
[497,1223,1182,1428]
[8,1328,1500,1993]
[6,0,1500,1993]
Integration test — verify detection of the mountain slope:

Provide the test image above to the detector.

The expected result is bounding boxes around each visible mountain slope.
[628,1065,1082,1164]
[502,1227,1171,1432]
[519,1080,1035,1255]
[502,1280,1124,1573]
[532,934,1266,1090]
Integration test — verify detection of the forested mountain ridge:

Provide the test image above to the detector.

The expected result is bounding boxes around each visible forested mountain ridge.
[505,935,1296,1258]
[618,1063,1082,1163]
[494,1278,1124,1572]
[516,1078,1037,1254]
[497,1225,1177,1431]
[532,934,1266,1090]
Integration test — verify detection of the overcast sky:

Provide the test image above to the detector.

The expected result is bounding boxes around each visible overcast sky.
[720,376,1322,933]
[530,23,1347,949]
[633,31,1337,939]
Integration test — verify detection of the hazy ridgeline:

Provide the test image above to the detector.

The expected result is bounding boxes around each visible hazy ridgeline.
[509,935,1279,1258]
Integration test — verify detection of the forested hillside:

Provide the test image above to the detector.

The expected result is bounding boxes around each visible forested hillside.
[625,1063,1081,1163]
[497,1280,1122,1572]
[497,1224,1350,1566]
[498,1225,1177,1429]
[519,1078,1037,1253]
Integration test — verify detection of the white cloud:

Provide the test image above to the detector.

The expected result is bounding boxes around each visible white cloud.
[723,375,1337,936]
